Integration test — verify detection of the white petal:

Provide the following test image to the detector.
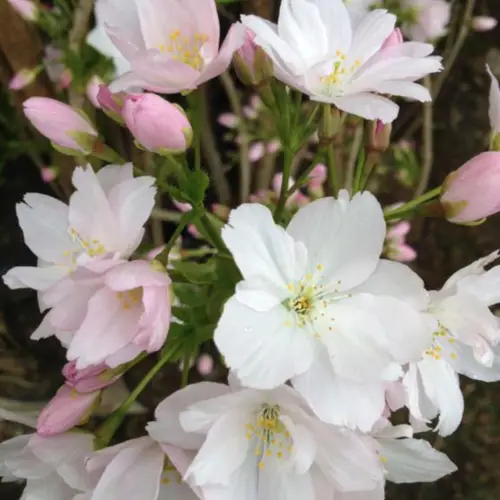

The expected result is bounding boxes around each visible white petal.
[286,193,385,291]
[379,437,457,483]
[96,163,133,193]
[16,194,75,265]
[3,265,68,291]
[418,357,464,436]
[447,341,500,382]
[487,64,500,133]
[455,265,500,307]
[22,475,77,500]
[235,276,288,312]
[292,346,385,431]
[214,297,315,389]
[329,93,399,123]
[352,259,429,310]
[185,411,249,486]
[148,382,231,450]
[314,0,352,53]
[222,203,307,291]
[280,415,317,474]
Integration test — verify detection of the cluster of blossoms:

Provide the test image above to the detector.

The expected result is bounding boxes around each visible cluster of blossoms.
[2,0,500,499]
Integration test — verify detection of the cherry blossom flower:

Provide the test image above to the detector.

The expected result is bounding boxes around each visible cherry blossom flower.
[401,0,451,42]
[404,252,500,436]
[99,0,245,94]
[472,16,498,32]
[3,163,156,292]
[148,381,385,499]
[214,192,434,431]
[86,436,198,500]
[0,432,95,499]
[35,258,171,369]
[242,0,442,122]
[487,65,500,134]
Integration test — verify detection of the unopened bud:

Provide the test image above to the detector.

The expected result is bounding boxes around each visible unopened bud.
[367,120,392,153]
[9,66,41,91]
[97,85,126,125]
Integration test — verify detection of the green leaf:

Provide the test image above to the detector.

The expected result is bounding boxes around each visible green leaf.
[173,260,216,285]
[178,170,210,205]
[173,283,208,307]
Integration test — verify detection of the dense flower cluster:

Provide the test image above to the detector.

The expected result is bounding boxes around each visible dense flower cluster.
[2,0,500,499]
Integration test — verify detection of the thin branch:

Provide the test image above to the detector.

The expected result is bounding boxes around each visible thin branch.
[200,85,231,204]
[151,208,183,222]
[414,75,434,197]
[220,71,251,203]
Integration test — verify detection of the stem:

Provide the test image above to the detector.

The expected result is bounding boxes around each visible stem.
[181,353,190,387]
[287,148,323,197]
[193,91,203,173]
[414,75,434,197]
[352,146,366,195]
[274,146,294,222]
[94,348,175,449]
[198,213,227,253]
[220,72,251,203]
[384,186,442,220]
[326,144,338,196]
[344,124,364,194]
[158,209,201,264]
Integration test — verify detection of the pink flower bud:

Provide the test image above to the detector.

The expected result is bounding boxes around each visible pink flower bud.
[173,200,192,213]
[472,16,498,32]
[36,384,100,436]
[381,28,404,51]
[211,203,230,220]
[218,112,238,128]
[41,166,57,183]
[97,85,126,126]
[23,97,98,154]
[123,94,192,154]
[197,354,214,376]
[248,141,266,162]
[367,120,392,152]
[9,67,40,90]
[7,0,38,22]
[441,152,500,223]
[58,69,73,90]
[62,361,118,393]
[308,164,327,188]
[267,139,281,154]
[233,28,273,86]
[86,75,104,108]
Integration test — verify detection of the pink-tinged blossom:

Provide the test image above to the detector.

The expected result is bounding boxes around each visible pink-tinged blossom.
[86,436,198,500]
[215,193,434,431]
[401,0,451,42]
[267,138,281,154]
[272,173,307,207]
[385,221,417,262]
[86,75,105,108]
[248,141,266,162]
[404,252,500,436]
[308,163,328,197]
[381,28,404,51]
[7,0,38,21]
[487,65,500,134]
[3,163,155,292]
[36,258,172,369]
[0,432,95,499]
[41,166,58,183]
[234,28,273,86]
[218,112,239,128]
[472,16,498,32]
[23,97,98,154]
[197,354,214,376]
[9,66,41,90]
[99,0,245,94]
[97,85,126,125]
[173,200,193,213]
[243,0,442,123]
[440,152,500,223]
[123,94,192,154]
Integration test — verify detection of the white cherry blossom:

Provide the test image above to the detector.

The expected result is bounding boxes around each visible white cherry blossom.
[215,192,434,431]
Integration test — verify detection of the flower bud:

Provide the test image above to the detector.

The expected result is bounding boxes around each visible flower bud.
[86,75,104,108]
[62,361,118,393]
[97,85,126,125]
[23,97,98,155]
[9,66,41,90]
[487,65,500,135]
[41,166,57,183]
[440,152,500,223]
[318,105,341,145]
[367,120,392,153]
[36,384,100,436]
[233,29,273,86]
[7,0,38,22]
[122,93,192,154]
[472,16,498,32]
[381,28,403,51]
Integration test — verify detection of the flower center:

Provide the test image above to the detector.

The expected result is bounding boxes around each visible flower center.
[320,51,362,94]
[244,404,294,469]
[159,29,209,70]
[424,323,457,361]
[116,288,143,310]
[161,458,182,485]
[64,227,106,263]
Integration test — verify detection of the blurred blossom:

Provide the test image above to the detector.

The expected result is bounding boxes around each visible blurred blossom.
[267,139,281,154]
[472,16,498,32]
[401,0,451,42]
[41,166,57,183]
[197,354,214,376]
[384,221,417,262]
[7,0,38,21]
[248,141,266,162]
[218,112,239,128]
[86,75,104,108]
[188,224,203,239]
[487,65,500,135]
[173,200,193,213]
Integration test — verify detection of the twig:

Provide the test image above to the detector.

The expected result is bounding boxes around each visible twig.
[68,0,94,109]
[151,208,183,222]
[414,76,434,197]
[220,72,251,203]
[344,123,364,194]
[144,151,165,247]
[432,0,476,100]
[200,86,231,204]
